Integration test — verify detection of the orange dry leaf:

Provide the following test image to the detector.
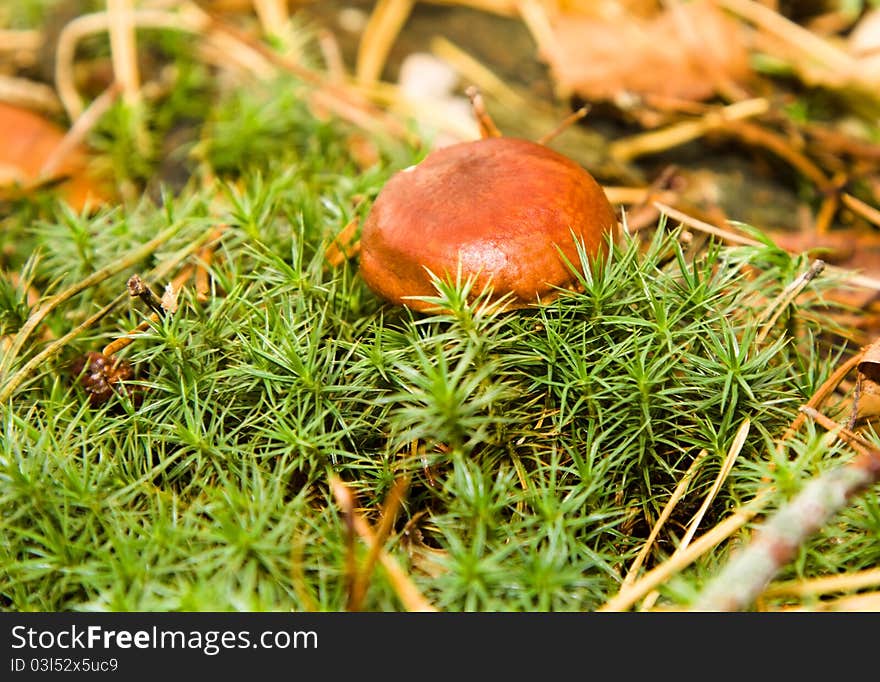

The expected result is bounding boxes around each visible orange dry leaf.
[0,102,109,212]
[852,337,880,424]
[544,0,751,102]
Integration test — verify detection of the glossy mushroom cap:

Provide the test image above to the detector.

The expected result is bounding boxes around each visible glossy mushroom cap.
[359,136,618,311]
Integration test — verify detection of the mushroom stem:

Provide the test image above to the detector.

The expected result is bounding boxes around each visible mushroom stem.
[465,85,502,139]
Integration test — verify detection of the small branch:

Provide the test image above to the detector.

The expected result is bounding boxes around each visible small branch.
[602,187,678,206]
[0,219,189,381]
[194,239,215,303]
[693,406,880,611]
[355,0,415,85]
[537,105,589,146]
[325,218,361,268]
[0,225,220,404]
[715,0,857,75]
[107,0,141,106]
[101,316,157,357]
[755,259,825,345]
[39,82,121,178]
[317,29,347,83]
[0,28,42,53]
[598,493,769,611]
[204,12,412,142]
[775,351,863,450]
[55,6,208,119]
[609,98,769,163]
[348,476,410,611]
[762,566,880,600]
[0,74,62,114]
[465,86,502,139]
[127,274,166,318]
[429,36,527,112]
[333,474,359,604]
[653,202,760,246]
[723,120,831,191]
[516,0,560,86]
[813,171,847,235]
[101,263,192,357]
[656,202,880,294]
[252,0,289,39]
[622,449,708,589]
[639,419,750,610]
[329,474,436,612]
[842,192,880,229]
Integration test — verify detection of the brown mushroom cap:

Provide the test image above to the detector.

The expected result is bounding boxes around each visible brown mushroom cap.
[359,136,618,311]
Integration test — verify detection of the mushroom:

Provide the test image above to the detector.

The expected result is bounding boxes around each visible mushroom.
[358,93,619,312]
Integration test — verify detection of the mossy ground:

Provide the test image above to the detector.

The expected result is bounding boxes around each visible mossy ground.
[1,16,879,611]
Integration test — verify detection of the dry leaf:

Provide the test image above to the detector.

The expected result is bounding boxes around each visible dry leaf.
[161,283,181,315]
[544,0,750,102]
[851,337,880,423]
[849,7,880,84]
[0,101,108,211]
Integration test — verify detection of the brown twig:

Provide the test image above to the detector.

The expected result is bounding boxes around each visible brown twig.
[609,98,769,163]
[429,36,528,112]
[723,120,832,191]
[611,165,682,233]
[772,590,880,611]
[102,263,195,357]
[39,83,121,179]
[127,274,166,318]
[842,192,880,229]
[693,406,880,611]
[0,224,219,404]
[654,202,761,246]
[622,449,708,590]
[0,74,62,114]
[465,85,502,139]
[252,0,290,40]
[655,202,880,293]
[205,12,413,142]
[194,244,214,304]
[101,317,156,357]
[356,0,415,85]
[537,105,590,145]
[0,220,189,382]
[803,124,880,163]
[348,476,410,611]
[639,419,750,611]
[328,474,436,612]
[755,259,826,345]
[776,350,864,450]
[325,218,361,268]
[55,5,209,120]
[107,0,140,106]
[333,474,359,604]
[598,493,769,611]
[603,187,678,206]
[317,29,347,84]
[716,0,857,75]
[762,566,880,599]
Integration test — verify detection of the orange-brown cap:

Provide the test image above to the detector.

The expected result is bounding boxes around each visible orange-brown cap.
[359,137,618,311]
